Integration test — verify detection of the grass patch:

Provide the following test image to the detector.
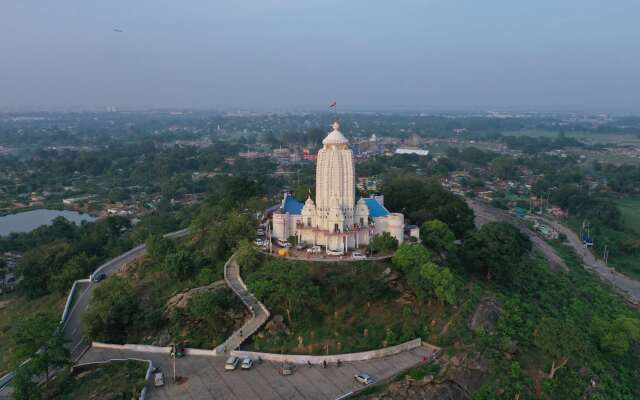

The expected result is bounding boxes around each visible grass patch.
[406,361,440,380]
[244,258,456,355]
[0,291,65,376]
[51,360,147,399]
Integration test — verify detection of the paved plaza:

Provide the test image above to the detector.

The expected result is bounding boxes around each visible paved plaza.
[80,346,435,400]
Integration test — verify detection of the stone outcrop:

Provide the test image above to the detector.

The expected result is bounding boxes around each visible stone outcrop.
[259,314,290,337]
[164,280,226,317]
[468,297,502,333]
[438,352,490,394]
[371,377,468,400]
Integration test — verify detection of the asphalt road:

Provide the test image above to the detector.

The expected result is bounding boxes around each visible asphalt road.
[63,229,190,360]
[468,200,640,305]
[467,200,566,270]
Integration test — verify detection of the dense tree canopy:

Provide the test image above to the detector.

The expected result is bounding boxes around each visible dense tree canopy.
[420,219,456,259]
[247,260,320,323]
[82,276,139,343]
[383,176,474,238]
[464,222,532,284]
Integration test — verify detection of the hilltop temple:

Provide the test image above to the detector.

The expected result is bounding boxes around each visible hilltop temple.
[272,121,404,253]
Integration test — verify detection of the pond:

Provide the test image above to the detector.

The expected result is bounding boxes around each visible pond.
[0,209,96,236]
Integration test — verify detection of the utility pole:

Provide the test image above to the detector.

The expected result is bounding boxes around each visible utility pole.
[603,245,609,265]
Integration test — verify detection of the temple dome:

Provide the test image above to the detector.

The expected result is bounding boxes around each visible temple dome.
[322,121,349,145]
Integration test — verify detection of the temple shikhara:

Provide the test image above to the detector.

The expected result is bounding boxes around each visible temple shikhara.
[272,121,404,253]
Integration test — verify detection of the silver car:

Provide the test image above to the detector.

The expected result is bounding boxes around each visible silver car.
[354,373,375,385]
[241,358,254,370]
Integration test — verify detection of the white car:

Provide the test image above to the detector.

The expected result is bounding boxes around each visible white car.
[307,245,322,254]
[241,358,254,370]
[327,249,344,256]
[354,373,375,385]
[225,356,240,371]
[153,370,165,387]
[351,252,366,260]
[277,239,291,248]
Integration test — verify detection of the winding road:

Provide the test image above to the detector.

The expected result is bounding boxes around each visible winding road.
[468,200,640,306]
[63,229,190,360]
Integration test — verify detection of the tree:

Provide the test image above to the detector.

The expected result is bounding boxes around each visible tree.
[392,243,432,273]
[10,313,70,395]
[392,244,455,304]
[162,250,195,279]
[383,176,475,238]
[369,232,398,254]
[146,234,176,262]
[17,242,74,298]
[50,253,96,294]
[593,316,640,356]
[13,364,43,400]
[464,222,531,284]
[420,220,456,258]
[247,260,320,323]
[82,276,139,343]
[420,263,456,305]
[234,239,262,274]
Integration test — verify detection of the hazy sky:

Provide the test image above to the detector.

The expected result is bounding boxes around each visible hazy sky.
[2,1,639,112]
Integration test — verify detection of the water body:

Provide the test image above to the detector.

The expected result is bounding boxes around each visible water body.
[0,209,96,236]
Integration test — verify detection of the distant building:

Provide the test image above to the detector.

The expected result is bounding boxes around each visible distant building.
[394,148,429,157]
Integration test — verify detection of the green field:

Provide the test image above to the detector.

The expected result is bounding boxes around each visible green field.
[503,129,640,146]
[617,197,640,235]
[566,196,640,279]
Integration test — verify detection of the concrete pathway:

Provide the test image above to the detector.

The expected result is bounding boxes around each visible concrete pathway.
[217,257,270,353]
[79,345,435,400]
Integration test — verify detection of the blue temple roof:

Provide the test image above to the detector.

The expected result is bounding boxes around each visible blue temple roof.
[283,194,304,215]
[364,198,390,218]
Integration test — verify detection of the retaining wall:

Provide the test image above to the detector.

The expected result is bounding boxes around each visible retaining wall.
[92,342,222,356]
[60,278,91,325]
[231,338,424,365]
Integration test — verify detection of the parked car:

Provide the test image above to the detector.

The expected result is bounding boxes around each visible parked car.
[281,363,293,376]
[354,373,375,385]
[241,358,254,370]
[307,245,322,254]
[277,239,291,248]
[153,368,165,387]
[295,242,307,250]
[256,229,265,236]
[254,238,264,246]
[351,252,366,260]
[225,356,240,371]
[92,272,107,283]
[327,249,344,256]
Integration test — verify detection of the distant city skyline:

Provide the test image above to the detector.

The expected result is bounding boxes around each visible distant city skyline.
[2,1,639,113]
